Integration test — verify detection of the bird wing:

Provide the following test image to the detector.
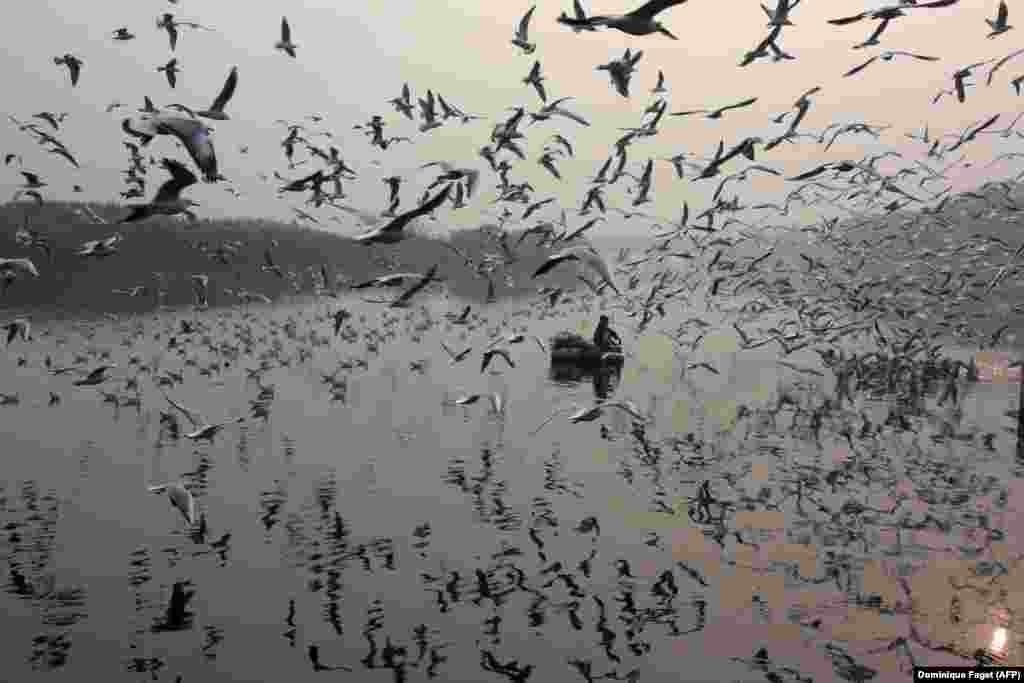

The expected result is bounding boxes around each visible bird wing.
[210,66,238,112]
[281,17,291,42]
[843,56,877,77]
[551,106,590,126]
[828,12,867,24]
[391,264,438,306]
[998,0,1008,24]
[518,5,536,37]
[386,184,452,231]
[532,253,574,278]
[161,389,204,428]
[152,158,198,203]
[628,0,688,22]
[722,96,758,112]
[169,485,196,524]
[788,164,829,181]
[530,404,578,436]
[987,47,1024,84]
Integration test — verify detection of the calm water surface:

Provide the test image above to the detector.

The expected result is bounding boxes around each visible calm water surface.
[2,294,1023,682]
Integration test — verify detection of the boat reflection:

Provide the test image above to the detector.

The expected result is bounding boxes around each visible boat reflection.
[548,360,623,399]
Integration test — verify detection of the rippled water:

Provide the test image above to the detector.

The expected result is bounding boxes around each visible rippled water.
[2,294,1023,682]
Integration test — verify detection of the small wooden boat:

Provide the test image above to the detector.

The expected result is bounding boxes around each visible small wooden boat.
[549,331,624,365]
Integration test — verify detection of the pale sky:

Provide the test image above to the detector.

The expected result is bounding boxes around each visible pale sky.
[2,0,1023,236]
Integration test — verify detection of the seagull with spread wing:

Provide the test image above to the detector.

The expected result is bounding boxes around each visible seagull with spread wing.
[197,66,238,120]
[276,17,297,57]
[511,5,537,53]
[531,400,648,435]
[534,245,621,296]
[843,50,938,78]
[120,158,199,223]
[147,481,196,526]
[584,0,690,38]
[353,185,453,245]
[672,96,758,120]
[161,389,246,441]
[987,0,1012,37]
[53,54,83,86]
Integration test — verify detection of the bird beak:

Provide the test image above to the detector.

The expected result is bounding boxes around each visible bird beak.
[658,26,678,40]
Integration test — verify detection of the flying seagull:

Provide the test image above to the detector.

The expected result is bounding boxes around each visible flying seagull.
[197,66,238,120]
[582,0,689,38]
[161,389,245,441]
[157,13,179,50]
[524,60,547,102]
[276,17,297,57]
[157,58,180,88]
[3,318,31,345]
[147,482,196,525]
[153,115,219,181]
[828,0,960,26]
[120,158,199,223]
[0,258,40,280]
[531,400,647,435]
[558,0,600,32]
[534,245,621,295]
[986,46,1024,84]
[843,50,939,77]
[672,96,758,119]
[512,5,537,54]
[597,49,644,98]
[762,0,801,26]
[53,54,82,86]
[386,265,441,308]
[651,69,667,93]
[353,184,453,245]
[987,0,1012,37]
[389,84,414,120]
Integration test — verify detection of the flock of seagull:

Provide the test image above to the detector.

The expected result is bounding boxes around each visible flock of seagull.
[5,0,1024,604]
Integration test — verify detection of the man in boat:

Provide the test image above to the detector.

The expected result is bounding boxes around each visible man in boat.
[592,315,622,352]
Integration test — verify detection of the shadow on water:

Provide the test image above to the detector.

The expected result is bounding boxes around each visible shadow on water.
[548,361,623,400]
